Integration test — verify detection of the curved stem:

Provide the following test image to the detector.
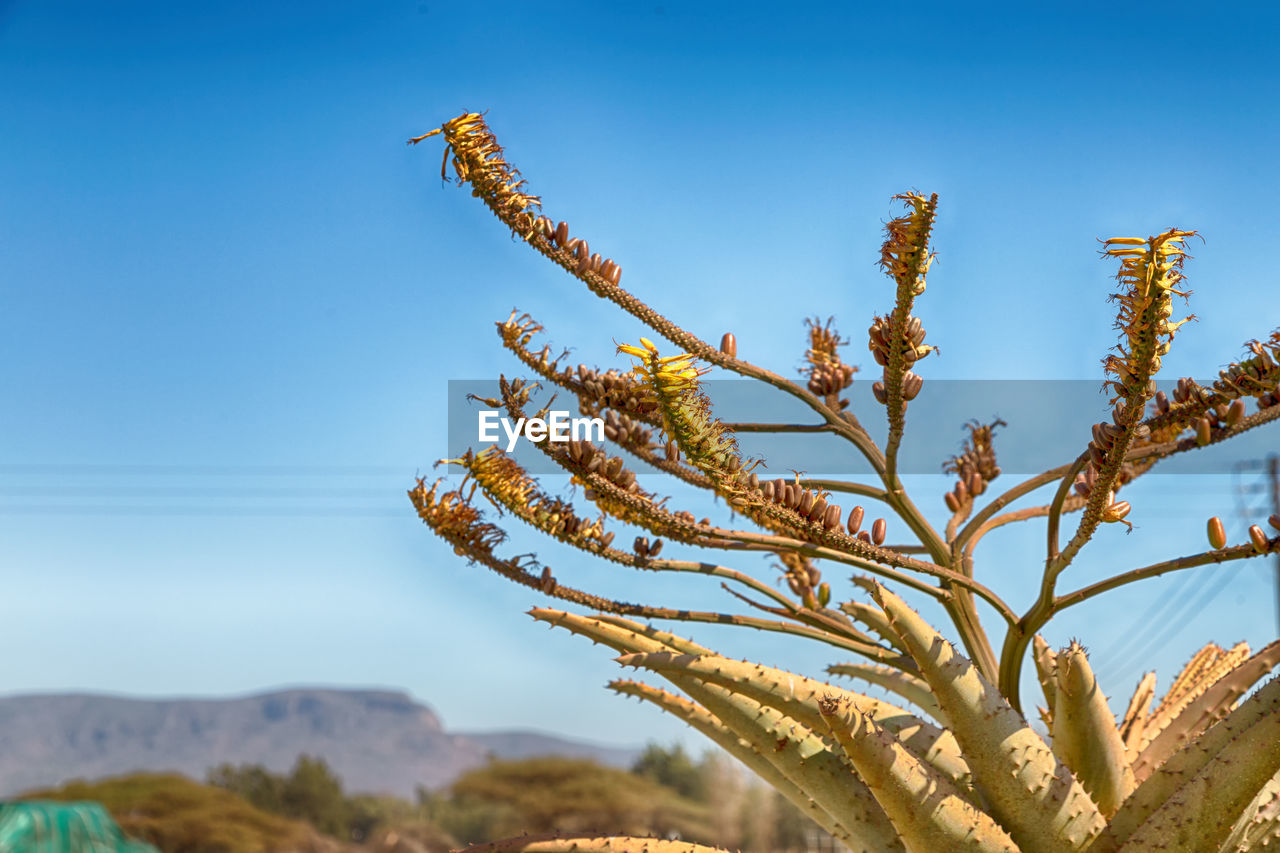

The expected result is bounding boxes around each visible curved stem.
[963,497,1086,562]
[954,464,1074,553]
[1054,539,1279,612]
[721,422,835,433]
[797,478,890,503]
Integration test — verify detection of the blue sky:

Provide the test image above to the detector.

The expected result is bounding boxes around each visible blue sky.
[3,0,1280,769]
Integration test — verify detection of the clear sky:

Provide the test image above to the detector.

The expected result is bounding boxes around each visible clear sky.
[3,0,1280,765]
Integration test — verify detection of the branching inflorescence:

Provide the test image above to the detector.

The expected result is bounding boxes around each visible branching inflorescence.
[410,112,1280,853]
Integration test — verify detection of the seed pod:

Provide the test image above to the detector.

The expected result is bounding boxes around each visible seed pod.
[953,479,969,503]
[1270,514,1280,532]
[787,575,804,596]
[617,469,636,488]
[1091,423,1113,448]
[599,259,616,280]
[783,484,799,509]
[608,263,622,285]
[842,506,862,536]
[809,496,828,522]
[574,240,590,260]
[603,424,619,441]
[586,454,603,473]
[944,491,960,512]
[762,481,775,501]
[634,536,649,557]
[871,518,887,546]
[798,490,814,516]
[1103,500,1131,523]
[605,456,624,479]
[908,317,926,345]
[664,440,679,462]
[1196,417,1212,446]
[857,530,872,543]
[699,517,711,527]
[902,372,924,401]
[773,479,787,501]
[1250,525,1269,554]
[1227,398,1246,426]
[720,333,737,358]
[575,252,592,274]
[872,381,887,404]
[649,538,664,557]
[588,253,603,272]
[1155,390,1170,413]
[600,531,615,547]
[1207,516,1227,549]
[968,471,985,496]
[554,221,570,245]
[823,504,842,531]
[748,472,760,490]
[539,566,555,593]
[1089,443,1106,466]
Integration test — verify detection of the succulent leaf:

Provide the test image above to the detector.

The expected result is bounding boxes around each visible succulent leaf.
[452,835,732,853]
[818,696,1020,853]
[869,582,1105,851]
[608,679,857,846]
[616,650,970,790]
[840,597,911,654]
[1033,634,1059,720]
[532,610,905,852]
[1106,677,1280,852]
[1138,642,1245,752]
[1118,671,1157,752]
[1050,642,1136,817]
[1132,639,1280,783]
[1215,770,1280,853]
[1092,675,1280,852]
[826,661,948,725]
[592,615,715,656]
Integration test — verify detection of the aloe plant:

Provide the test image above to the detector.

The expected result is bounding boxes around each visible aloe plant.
[408,112,1280,853]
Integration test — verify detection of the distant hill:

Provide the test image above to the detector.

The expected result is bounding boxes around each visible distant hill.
[0,688,638,798]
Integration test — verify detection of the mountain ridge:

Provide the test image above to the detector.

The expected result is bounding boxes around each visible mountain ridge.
[0,688,639,798]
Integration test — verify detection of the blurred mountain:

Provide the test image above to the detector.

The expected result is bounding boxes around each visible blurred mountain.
[0,688,638,798]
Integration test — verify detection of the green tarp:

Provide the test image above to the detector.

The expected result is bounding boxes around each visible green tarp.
[0,802,158,853]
